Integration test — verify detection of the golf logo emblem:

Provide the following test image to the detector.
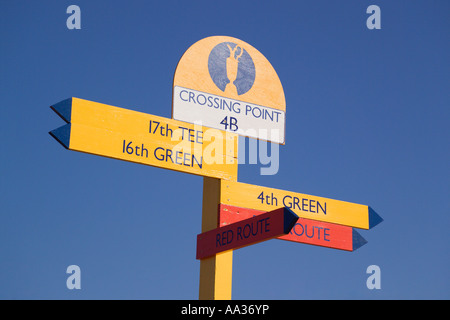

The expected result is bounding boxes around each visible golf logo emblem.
[173,36,286,144]
[208,42,255,97]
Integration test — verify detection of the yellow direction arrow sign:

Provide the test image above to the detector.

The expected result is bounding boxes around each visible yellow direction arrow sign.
[220,181,383,229]
[50,97,238,180]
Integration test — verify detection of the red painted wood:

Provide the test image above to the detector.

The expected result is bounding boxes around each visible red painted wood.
[197,207,295,260]
[219,204,355,251]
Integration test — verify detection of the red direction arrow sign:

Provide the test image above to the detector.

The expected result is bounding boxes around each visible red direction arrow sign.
[219,204,367,251]
[196,207,298,260]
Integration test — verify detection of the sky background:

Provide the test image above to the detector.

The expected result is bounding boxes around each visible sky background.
[1,0,449,300]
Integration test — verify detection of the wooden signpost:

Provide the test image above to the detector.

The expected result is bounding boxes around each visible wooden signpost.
[49,35,383,300]
[172,36,286,144]
[220,204,367,252]
[197,207,299,259]
[220,180,383,230]
[172,36,289,300]
[50,97,238,181]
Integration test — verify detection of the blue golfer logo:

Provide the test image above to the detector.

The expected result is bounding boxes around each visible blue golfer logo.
[208,42,256,96]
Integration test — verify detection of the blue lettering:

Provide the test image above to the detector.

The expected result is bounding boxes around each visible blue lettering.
[316,226,323,240]
[317,201,327,215]
[221,231,227,246]
[216,230,234,247]
[293,197,300,210]
[154,147,202,169]
[252,106,262,118]
[237,226,242,241]
[207,96,214,107]
[174,151,182,165]
[290,223,331,242]
[291,223,304,236]
[283,195,326,213]
[232,102,241,113]
[243,224,251,238]
[192,154,202,169]
[214,97,220,108]
[154,147,165,161]
[274,111,281,122]
[302,198,308,211]
[264,109,274,121]
[305,225,314,238]
[324,228,330,241]
[183,152,190,166]
[282,195,292,208]
[251,222,258,236]
[188,91,195,103]
[180,90,189,101]
[165,149,173,163]
[309,200,316,213]
[222,99,231,112]
[264,217,270,232]
[227,230,233,244]
[216,233,221,247]
[197,94,207,105]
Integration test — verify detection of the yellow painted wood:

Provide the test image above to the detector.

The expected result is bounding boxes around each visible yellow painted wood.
[67,98,238,180]
[199,177,233,300]
[221,180,371,229]
[173,36,285,112]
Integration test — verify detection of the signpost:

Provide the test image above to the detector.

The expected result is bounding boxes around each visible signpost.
[220,204,367,252]
[172,36,288,300]
[50,97,238,181]
[49,35,383,300]
[220,180,383,230]
[172,36,286,144]
[196,207,298,259]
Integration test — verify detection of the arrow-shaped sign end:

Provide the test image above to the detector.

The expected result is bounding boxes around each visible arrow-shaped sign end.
[352,229,368,251]
[49,124,71,149]
[368,207,383,229]
[283,207,299,234]
[50,98,72,123]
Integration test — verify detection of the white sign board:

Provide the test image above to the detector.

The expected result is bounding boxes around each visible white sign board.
[172,36,286,145]
[173,86,285,144]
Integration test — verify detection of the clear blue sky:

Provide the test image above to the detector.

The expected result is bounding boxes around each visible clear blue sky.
[1,0,448,299]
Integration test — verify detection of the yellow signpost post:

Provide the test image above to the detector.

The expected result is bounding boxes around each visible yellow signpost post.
[172,36,288,300]
[49,36,382,300]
